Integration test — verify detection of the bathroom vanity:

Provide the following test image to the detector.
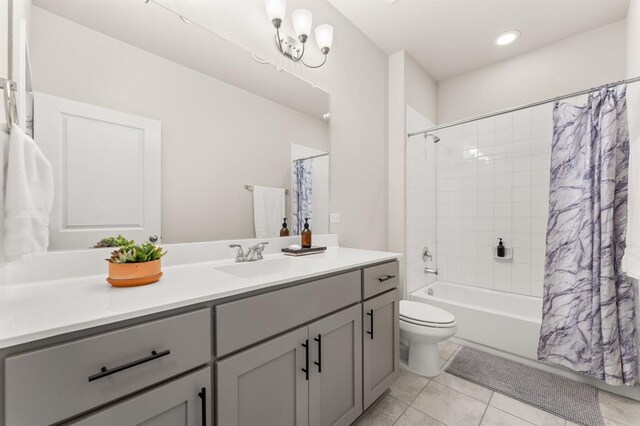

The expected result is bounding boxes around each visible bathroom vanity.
[0,239,400,426]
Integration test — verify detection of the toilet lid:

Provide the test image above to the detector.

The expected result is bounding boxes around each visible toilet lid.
[400,300,455,326]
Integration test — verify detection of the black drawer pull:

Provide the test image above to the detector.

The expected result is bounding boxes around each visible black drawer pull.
[377,275,396,283]
[301,340,309,380]
[366,309,374,339]
[314,334,322,373]
[88,349,171,382]
[198,387,207,426]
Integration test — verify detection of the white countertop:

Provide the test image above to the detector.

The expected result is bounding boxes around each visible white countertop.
[0,247,400,350]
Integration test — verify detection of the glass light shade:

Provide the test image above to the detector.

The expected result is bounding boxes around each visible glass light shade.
[265,0,286,22]
[292,9,313,40]
[315,24,334,52]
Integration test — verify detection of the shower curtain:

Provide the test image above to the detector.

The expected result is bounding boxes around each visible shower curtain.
[538,85,638,386]
[292,159,312,235]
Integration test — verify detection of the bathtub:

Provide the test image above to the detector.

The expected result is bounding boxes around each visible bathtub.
[410,281,542,360]
[411,281,640,400]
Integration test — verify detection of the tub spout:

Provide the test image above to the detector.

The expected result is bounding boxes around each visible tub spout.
[424,267,438,275]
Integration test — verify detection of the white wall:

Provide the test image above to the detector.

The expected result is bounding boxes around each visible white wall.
[30,7,329,244]
[438,20,627,123]
[624,0,640,278]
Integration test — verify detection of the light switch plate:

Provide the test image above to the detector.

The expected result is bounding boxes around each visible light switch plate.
[330,213,341,224]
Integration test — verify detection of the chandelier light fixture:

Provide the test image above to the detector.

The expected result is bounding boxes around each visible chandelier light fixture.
[265,0,334,68]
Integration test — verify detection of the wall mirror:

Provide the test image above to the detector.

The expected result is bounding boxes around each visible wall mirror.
[28,0,331,250]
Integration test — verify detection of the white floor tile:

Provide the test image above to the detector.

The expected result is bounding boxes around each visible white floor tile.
[411,381,487,425]
[489,393,564,426]
[394,407,444,426]
[432,372,493,403]
[390,368,430,404]
[481,406,535,426]
[356,395,407,426]
[599,391,640,426]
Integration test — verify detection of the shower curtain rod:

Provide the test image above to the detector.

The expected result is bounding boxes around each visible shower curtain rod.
[293,152,329,162]
[408,75,640,138]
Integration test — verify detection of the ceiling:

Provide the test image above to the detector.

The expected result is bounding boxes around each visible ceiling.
[32,0,330,119]
[329,0,630,81]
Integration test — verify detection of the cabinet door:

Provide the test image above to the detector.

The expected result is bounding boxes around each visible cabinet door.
[71,367,211,426]
[308,304,363,426]
[363,289,400,408]
[217,326,309,426]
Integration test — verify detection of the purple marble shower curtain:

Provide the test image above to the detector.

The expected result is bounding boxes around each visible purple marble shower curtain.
[538,86,638,386]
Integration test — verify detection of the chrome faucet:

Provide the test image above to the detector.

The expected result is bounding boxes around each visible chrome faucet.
[229,242,269,262]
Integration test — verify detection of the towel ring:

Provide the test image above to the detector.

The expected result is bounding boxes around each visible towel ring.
[2,80,18,130]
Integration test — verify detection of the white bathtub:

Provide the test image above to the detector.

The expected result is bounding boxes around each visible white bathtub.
[410,281,542,360]
[411,281,640,400]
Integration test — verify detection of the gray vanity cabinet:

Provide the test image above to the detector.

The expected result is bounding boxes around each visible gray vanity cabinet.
[71,367,211,426]
[362,288,400,408]
[217,326,310,426]
[308,304,363,426]
[217,304,363,426]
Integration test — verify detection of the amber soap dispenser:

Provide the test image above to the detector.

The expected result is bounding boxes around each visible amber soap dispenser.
[280,218,290,237]
[301,218,312,248]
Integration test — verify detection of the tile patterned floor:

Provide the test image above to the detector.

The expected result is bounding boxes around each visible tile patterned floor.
[355,341,640,426]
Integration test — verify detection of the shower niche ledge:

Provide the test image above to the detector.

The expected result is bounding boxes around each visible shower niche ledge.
[492,247,514,261]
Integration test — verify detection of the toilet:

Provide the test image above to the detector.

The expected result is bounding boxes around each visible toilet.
[399,300,457,377]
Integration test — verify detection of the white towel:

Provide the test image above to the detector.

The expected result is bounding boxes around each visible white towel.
[252,186,285,239]
[0,126,8,263]
[3,125,54,261]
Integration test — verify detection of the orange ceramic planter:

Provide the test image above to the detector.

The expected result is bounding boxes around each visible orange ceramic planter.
[107,259,162,287]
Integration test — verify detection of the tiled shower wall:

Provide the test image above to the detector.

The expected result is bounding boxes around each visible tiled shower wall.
[434,103,555,297]
[407,97,600,297]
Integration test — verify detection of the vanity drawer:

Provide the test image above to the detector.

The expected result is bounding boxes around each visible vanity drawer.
[363,261,399,299]
[5,309,211,426]
[216,270,360,357]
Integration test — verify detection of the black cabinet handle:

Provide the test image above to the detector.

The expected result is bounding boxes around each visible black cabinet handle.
[301,340,309,380]
[366,309,374,339]
[314,334,322,373]
[88,349,171,382]
[378,275,396,283]
[198,387,207,426]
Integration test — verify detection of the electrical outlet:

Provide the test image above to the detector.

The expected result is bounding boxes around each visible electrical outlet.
[330,213,341,224]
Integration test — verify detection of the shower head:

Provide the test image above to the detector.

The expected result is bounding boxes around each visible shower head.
[424,133,440,143]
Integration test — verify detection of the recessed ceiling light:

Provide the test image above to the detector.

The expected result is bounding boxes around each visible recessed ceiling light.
[494,30,520,46]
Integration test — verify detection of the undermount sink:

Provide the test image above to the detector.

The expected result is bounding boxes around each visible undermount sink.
[214,257,296,278]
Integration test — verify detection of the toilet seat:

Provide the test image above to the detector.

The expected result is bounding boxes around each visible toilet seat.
[400,300,456,328]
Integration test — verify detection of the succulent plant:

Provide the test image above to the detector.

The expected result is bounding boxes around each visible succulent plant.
[108,242,167,264]
[94,235,135,249]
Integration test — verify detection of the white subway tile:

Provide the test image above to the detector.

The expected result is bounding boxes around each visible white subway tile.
[513,109,532,126]
[512,263,531,279]
[512,232,532,248]
[513,156,532,172]
[494,261,512,277]
[513,202,532,218]
[511,278,531,295]
[494,113,513,130]
[478,159,494,175]
[512,217,532,232]
[532,121,552,140]
[531,248,545,265]
[478,117,495,133]
[495,158,513,174]
[494,203,512,218]
[495,128,512,146]
[478,131,495,148]
[531,281,544,297]
[493,275,512,291]
[477,273,494,288]
[513,187,532,202]
[513,124,532,142]
[463,121,479,136]
[513,247,531,264]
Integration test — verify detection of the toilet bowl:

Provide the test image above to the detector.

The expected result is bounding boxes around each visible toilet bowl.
[399,300,457,377]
